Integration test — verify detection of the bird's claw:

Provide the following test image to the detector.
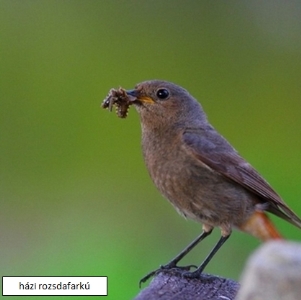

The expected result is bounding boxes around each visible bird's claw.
[174,264,197,271]
[181,269,202,279]
[139,264,197,287]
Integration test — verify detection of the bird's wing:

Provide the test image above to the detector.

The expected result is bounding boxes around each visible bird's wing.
[182,128,301,228]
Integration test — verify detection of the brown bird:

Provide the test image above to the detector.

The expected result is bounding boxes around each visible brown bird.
[105,80,301,285]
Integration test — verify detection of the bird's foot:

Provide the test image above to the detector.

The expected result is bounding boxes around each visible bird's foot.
[139,263,197,287]
[181,266,205,279]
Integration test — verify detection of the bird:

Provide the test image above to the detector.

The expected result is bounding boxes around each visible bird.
[105,80,301,285]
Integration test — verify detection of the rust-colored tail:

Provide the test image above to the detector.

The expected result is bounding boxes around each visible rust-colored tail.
[239,211,282,241]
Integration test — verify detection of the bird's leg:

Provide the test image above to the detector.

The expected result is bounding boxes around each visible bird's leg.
[139,230,212,287]
[183,234,230,279]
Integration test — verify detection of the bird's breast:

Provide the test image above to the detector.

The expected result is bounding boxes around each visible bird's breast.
[142,131,214,213]
[141,130,255,227]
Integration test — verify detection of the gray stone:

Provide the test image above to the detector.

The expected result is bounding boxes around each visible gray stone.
[236,241,301,300]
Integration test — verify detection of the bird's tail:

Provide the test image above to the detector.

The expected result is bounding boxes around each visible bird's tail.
[239,210,282,241]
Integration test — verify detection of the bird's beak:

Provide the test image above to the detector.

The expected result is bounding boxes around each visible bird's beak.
[126,90,154,104]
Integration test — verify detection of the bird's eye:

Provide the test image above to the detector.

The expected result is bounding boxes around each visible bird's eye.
[156,88,170,100]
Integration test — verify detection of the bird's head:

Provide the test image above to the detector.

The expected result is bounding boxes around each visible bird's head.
[126,80,207,129]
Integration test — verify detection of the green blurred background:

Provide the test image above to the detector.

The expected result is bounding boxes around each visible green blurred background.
[1,1,301,299]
